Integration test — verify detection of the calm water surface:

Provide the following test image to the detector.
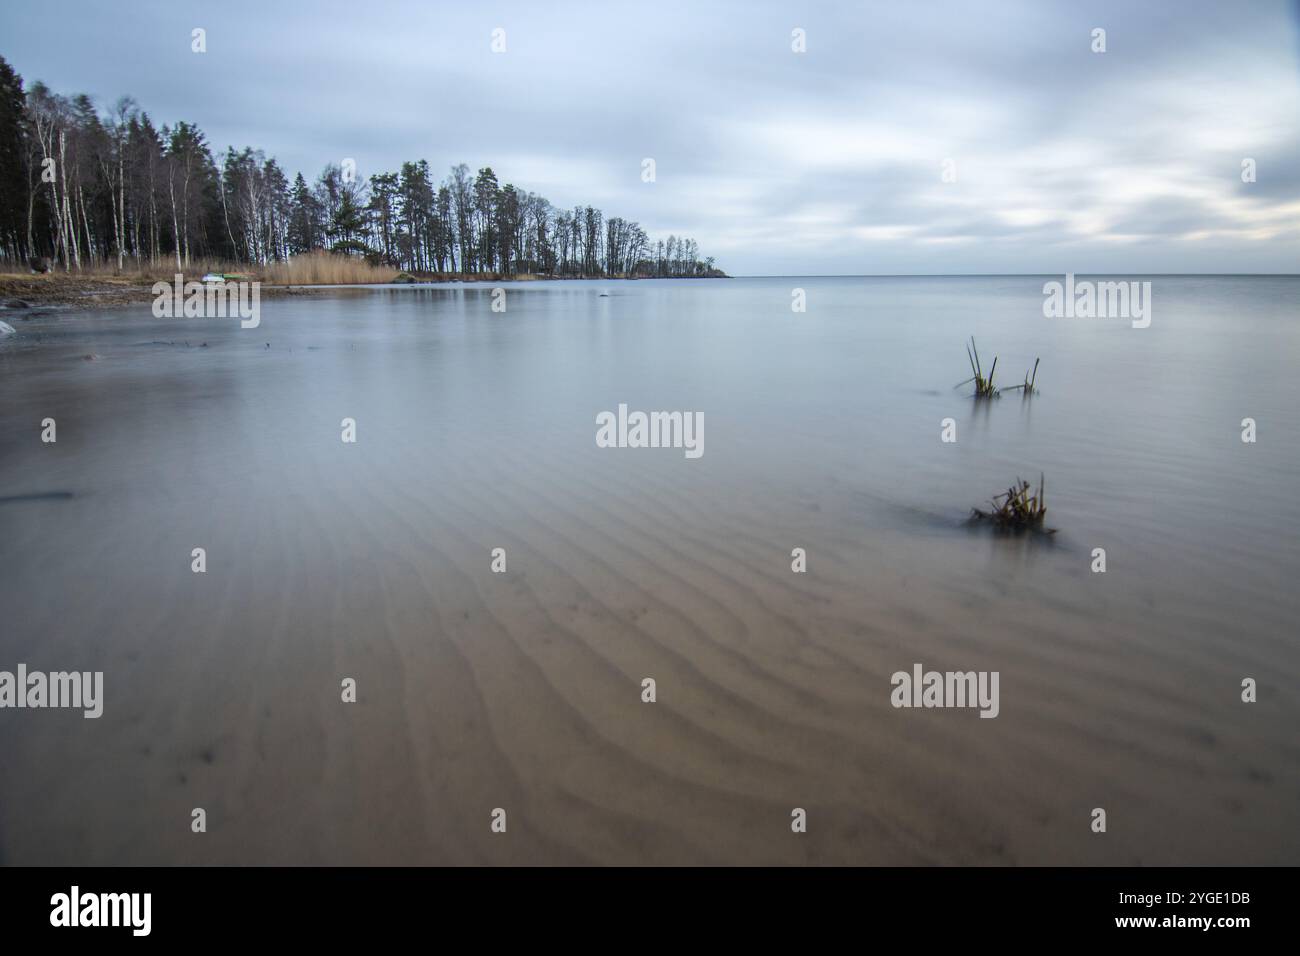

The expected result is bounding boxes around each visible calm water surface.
[1,276,1297,864]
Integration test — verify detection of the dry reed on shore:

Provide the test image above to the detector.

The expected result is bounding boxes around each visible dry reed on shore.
[260,252,399,285]
[12,251,399,286]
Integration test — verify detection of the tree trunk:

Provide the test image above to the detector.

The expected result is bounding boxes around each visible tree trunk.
[168,167,182,270]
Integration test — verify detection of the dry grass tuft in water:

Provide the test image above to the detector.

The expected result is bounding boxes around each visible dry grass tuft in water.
[971,473,1056,534]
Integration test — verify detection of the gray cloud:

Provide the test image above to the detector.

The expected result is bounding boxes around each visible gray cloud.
[3,0,1297,273]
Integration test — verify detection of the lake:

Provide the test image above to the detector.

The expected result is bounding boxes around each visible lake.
[1,275,1297,864]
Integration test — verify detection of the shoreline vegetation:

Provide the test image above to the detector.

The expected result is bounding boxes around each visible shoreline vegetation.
[0,54,727,292]
[0,252,727,309]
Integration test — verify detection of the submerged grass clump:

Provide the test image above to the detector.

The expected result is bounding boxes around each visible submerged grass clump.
[954,342,1051,536]
[971,473,1056,534]
[957,336,998,398]
[955,338,1041,397]
[1002,357,1041,395]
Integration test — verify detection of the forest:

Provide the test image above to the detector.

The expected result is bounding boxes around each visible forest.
[0,55,723,279]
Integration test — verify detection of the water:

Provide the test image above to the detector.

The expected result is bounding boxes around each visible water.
[1,276,1297,864]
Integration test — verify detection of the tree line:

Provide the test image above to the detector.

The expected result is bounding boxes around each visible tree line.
[0,55,723,278]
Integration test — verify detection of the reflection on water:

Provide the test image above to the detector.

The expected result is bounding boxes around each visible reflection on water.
[0,277,1297,864]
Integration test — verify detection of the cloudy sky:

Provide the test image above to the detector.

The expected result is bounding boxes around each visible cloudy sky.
[3,0,1298,274]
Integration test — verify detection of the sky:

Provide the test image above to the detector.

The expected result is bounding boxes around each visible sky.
[2,0,1298,275]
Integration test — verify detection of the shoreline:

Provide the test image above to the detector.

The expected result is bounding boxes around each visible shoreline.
[0,271,728,311]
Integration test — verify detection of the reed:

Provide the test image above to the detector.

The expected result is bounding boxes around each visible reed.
[261,252,399,285]
[1002,357,1042,395]
[25,257,244,282]
[971,473,1055,533]
[956,339,1042,397]
[13,252,400,286]
[955,337,999,398]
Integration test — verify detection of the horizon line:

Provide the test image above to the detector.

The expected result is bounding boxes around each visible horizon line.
[726,272,1300,279]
